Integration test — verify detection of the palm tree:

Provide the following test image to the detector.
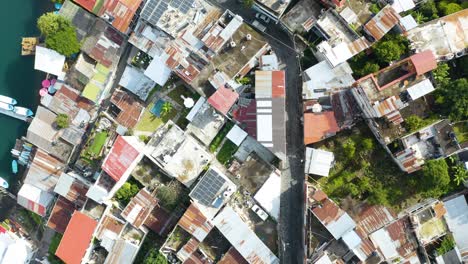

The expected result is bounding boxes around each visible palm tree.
[161,102,173,116]
[413,11,427,24]
[453,165,468,186]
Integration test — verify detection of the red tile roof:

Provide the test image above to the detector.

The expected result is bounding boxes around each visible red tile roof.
[102,136,140,181]
[47,197,75,234]
[410,50,437,76]
[208,88,239,115]
[110,89,144,128]
[304,112,340,145]
[55,211,98,264]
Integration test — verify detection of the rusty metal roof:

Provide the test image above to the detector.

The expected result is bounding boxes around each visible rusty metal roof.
[177,237,201,262]
[121,188,157,229]
[355,205,395,236]
[144,205,173,236]
[95,214,125,240]
[218,247,248,264]
[24,149,65,193]
[47,197,75,234]
[177,203,214,242]
[364,6,401,41]
[110,89,144,128]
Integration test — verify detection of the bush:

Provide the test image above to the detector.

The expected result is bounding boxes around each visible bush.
[342,139,356,159]
[243,0,254,8]
[115,182,140,206]
[156,182,182,210]
[434,78,468,121]
[216,141,238,165]
[143,250,168,264]
[437,235,455,255]
[209,122,234,152]
[438,1,462,16]
[419,0,439,20]
[48,233,64,264]
[38,13,80,56]
[404,115,426,132]
[369,3,381,14]
[360,138,374,152]
[374,40,405,64]
[55,114,69,129]
[420,159,450,197]
[433,63,451,86]
[139,135,150,144]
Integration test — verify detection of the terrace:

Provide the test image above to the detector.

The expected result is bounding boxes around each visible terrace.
[411,203,449,245]
[186,101,226,146]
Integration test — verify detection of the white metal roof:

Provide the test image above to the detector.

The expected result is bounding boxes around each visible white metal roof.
[407,79,435,100]
[254,171,281,220]
[315,253,333,264]
[303,61,354,99]
[86,184,109,204]
[327,213,356,239]
[342,230,362,250]
[304,148,334,177]
[370,228,399,259]
[444,195,468,259]
[119,65,156,101]
[18,183,54,206]
[226,125,248,146]
[316,41,353,67]
[144,54,172,86]
[186,97,206,122]
[260,54,279,70]
[213,207,279,264]
[34,46,66,77]
[54,173,74,197]
[400,15,418,31]
[340,7,358,24]
[392,0,415,13]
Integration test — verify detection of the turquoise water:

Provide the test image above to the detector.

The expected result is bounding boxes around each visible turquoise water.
[0,1,52,185]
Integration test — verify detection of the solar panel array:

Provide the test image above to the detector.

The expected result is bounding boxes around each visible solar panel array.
[191,169,227,206]
[141,0,193,27]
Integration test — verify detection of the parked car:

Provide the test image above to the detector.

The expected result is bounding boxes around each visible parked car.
[255,12,271,23]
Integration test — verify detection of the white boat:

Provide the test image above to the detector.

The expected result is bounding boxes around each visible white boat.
[0,95,17,105]
[0,177,8,189]
[13,107,34,117]
[0,102,14,111]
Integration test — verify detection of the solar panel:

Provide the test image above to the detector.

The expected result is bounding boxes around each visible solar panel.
[190,169,227,206]
[179,0,192,14]
[171,0,182,9]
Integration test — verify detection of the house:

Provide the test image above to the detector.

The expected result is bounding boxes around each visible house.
[304,111,340,145]
[369,217,421,263]
[255,70,286,159]
[104,238,140,264]
[121,188,158,229]
[81,63,112,103]
[226,125,248,147]
[443,195,468,261]
[409,200,449,245]
[34,46,66,79]
[406,9,468,61]
[80,19,125,69]
[41,84,93,127]
[119,65,156,101]
[213,206,279,264]
[143,54,172,87]
[128,21,171,58]
[86,136,144,203]
[177,203,214,242]
[253,170,281,220]
[186,101,226,146]
[189,167,237,219]
[363,5,401,42]
[391,0,416,13]
[302,61,355,100]
[54,172,89,207]
[281,0,323,34]
[71,0,143,34]
[145,121,213,187]
[17,184,54,217]
[143,204,173,236]
[232,99,257,139]
[254,0,291,21]
[22,149,65,193]
[0,227,35,263]
[109,89,144,129]
[55,211,98,264]
[47,197,76,234]
[259,54,279,71]
[218,247,249,264]
[207,87,239,116]
[304,148,334,177]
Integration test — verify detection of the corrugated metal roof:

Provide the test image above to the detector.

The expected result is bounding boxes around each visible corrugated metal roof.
[218,247,248,264]
[17,183,54,217]
[177,203,214,242]
[444,195,468,260]
[55,211,98,264]
[304,148,334,177]
[202,13,243,53]
[110,89,144,128]
[364,6,401,41]
[207,87,239,115]
[24,149,65,192]
[144,205,172,236]
[213,206,279,264]
[177,237,200,262]
[303,112,340,145]
[254,170,281,220]
[54,173,89,207]
[95,214,125,240]
[121,188,157,229]
[312,198,357,239]
[101,136,141,181]
[105,238,140,264]
[47,197,75,234]
[407,79,435,100]
[355,205,395,235]
[226,125,248,146]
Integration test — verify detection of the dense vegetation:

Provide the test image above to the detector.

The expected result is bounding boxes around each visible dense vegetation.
[115,181,140,206]
[209,122,234,152]
[156,181,185,210]
[55,113,69,129]
[37,13,80,56]
[48,233,64,264]
[406,0,466,23]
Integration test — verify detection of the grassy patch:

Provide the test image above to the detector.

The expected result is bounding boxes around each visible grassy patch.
[88,131,108,155]
[167,85,200,106]
[135,105,164,132]
[216,140,238,165]
[48,233,64,264]
[453,122,468,143]
[209,122,234,152]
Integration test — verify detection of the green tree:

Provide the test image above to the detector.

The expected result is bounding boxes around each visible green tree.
[45,26,81,57]
[360,138,374,152]
[367,182,389,206]
[161,102,173,116]
[156,182,181,210]
[144,250,168,264]
[404,115,425,132]
[437,235,455,255]
[361,62,380,76]
[412,11,428,24]
[419,0,439,20]
[243,0,254,8]
[438,2,462,16]
[369,3,381,14]
[453,164,468,186]
[342,139,356,160]
[37,13,71,36]
[55,113,69,129]
[374,41,404,64]
[115,182,139,206]
[435,78,468,121]
[433,63,451,86]
[420,159,450,197]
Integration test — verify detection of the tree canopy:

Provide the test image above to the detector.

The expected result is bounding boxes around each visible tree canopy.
[243,0,254,8]
[433,63,451,86]
[37,13,80,56]
[115,182,140,206]
[420,159,450,197]
[435,78,468,121]
[55,113,69,129]
[374,40,405,64]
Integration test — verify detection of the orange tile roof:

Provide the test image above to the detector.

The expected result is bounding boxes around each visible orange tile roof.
[55,211,97,264]
[304,112,340,145]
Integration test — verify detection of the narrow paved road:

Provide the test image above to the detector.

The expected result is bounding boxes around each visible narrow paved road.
[205,1,305,263]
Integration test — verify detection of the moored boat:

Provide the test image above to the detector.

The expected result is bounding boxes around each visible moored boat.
[13,106,34,117]
[0,178,8,189]
[0,95,17,105]
[11,160,18,174]
[0,102,14,111]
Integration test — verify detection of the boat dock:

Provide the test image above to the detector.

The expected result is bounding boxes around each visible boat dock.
[0,107,30,121]
[21,37,39,56]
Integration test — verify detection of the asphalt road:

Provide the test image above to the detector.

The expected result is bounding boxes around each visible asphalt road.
[205,1,305,263]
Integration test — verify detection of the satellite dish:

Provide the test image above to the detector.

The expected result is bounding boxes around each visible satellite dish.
[181,95,194,108]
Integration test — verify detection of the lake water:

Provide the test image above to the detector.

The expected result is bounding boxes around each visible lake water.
[0,1,51,185]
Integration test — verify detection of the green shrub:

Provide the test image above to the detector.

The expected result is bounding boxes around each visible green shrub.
[115,182,140,206]
[55,114,69,129]
[437,236,455,255]
[216,141,238,165]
